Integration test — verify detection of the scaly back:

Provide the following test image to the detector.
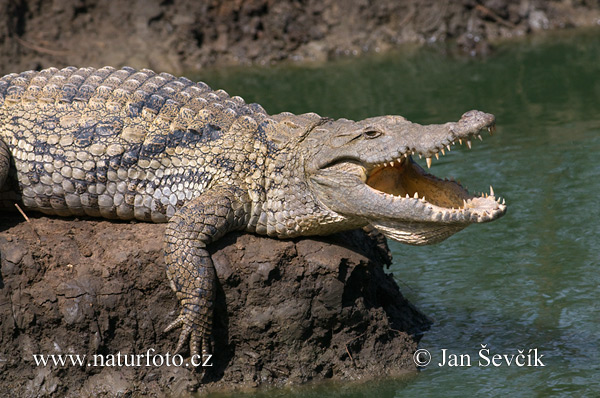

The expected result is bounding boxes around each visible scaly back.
[0,66,269,221]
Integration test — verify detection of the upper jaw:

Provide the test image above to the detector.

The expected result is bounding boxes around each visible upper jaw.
[364,110,497,168]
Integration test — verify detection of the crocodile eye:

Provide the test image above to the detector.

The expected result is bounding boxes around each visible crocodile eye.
[363,130,382,139]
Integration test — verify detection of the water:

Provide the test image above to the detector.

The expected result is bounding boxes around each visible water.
[194,28,600,397]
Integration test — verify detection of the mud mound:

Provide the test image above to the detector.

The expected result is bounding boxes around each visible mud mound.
[0,215,430,397]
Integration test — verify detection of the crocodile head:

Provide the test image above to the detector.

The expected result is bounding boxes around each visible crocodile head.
[303,110,506,245]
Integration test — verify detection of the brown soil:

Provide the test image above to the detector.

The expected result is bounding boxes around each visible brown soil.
[0,214,430,397]
[0,0,599,75]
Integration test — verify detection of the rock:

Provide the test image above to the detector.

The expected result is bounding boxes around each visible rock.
[528,10,550,31]
[0,0,599,73]
[0,215,430,397]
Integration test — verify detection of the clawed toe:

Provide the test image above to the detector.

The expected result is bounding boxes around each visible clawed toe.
[164,312,204,357]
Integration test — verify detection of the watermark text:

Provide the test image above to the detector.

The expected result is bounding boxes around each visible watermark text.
[413,344,545,368]
[33,348,213,368]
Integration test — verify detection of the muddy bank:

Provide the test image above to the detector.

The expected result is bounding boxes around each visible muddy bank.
[1,0,599,74]
[0,215,430,397]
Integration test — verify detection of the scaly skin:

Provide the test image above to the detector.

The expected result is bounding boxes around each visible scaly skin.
[0,66,506,356]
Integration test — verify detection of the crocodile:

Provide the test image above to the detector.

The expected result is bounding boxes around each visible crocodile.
[0,66,506,357]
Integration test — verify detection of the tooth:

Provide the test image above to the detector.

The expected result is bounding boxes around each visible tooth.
[406,194,410,198]
[463,199,468,208]
[442,211,450,221]
[467,140,472,149]
[441,148,445,156]
[419,154,422,159]
[446,145,451,151]
[477,134,483,141]
[414,192,419,198]
[459,139,463,145]
[435,153,439,160]
[422,196,426,201]
[502,198,505,204]
[489,185,494,196]
[426,157,432,168]
[390,160,395,167]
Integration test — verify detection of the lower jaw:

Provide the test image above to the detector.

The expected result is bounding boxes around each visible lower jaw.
[371,219,468,245]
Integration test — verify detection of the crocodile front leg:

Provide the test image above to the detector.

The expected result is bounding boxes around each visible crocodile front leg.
[163,186,250,356]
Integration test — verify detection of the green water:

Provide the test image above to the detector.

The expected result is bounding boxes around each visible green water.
[195,28,600,397]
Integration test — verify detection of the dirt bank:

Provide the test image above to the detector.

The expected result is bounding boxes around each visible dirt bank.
[0,215,430,397]
[1,0,599,75]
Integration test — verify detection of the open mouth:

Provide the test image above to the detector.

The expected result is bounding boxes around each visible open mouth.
[366,156,476,208]
[363,126,505,223]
